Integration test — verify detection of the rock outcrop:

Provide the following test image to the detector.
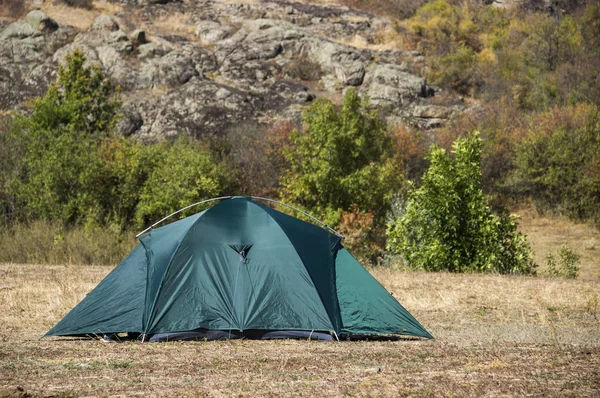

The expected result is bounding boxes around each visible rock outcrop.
[0,1,468,141]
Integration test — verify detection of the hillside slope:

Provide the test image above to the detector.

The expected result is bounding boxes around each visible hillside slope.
[1,0,469,141]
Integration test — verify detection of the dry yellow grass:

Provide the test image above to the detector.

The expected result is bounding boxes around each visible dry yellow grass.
[1,262,598,397]
[140,12,198,41]
[36,1,123,31]
[516,206,600,280]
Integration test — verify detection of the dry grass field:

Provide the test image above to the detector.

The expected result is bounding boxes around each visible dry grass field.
[1,260,599,397]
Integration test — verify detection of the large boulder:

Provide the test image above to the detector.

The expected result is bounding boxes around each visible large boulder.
[91,15,119,32]
[195,20,232,44]
[135,79,260,140]
[129,29,146,47]
[0,21,39,40]
[24,10,58,33]
[360,63,425,108]
[307,38,368,87]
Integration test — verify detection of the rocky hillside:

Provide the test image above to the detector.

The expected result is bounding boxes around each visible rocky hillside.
[0,0,469,141]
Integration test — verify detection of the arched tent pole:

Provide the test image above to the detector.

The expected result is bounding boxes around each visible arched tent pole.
[135,195,345,239]
[135,196,232,237]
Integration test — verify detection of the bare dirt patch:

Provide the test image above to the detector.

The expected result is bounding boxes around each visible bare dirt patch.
[1,262,598,397]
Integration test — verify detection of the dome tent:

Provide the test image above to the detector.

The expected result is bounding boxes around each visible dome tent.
[46,197,432,342]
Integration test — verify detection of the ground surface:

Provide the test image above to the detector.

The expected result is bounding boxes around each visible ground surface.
[1,260,599,397]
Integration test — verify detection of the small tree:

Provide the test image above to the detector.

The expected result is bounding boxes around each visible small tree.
[10,50,121,227]
[387,132,535,274]
[280,88,399,227]
[546,245,580,279]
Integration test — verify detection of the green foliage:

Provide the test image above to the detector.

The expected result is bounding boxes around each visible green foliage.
[387,132,535,274]
[407,0,600,108]
[514,105,600,225]
[100,137,158,229]
[3,49,234,246]
[0,116,24,224]
[546,245,580,279]
[135,137,232,227]
[281,88,400,227]
[9,50,121,227]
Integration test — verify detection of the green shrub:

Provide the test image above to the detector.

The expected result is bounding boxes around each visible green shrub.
[546,245,580,279]
[406,1,600,109]
[386,131,535,274]
[514,105,600,225]
[281,88,400,227]
[0,116,24,225]
[9,50,121,227]
[134,137,233,228]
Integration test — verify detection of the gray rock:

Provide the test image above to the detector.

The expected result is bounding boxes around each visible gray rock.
[136,80,259,140]
[110,30,134,54]
[360,63,424,108]
[97,45,136,89]
[130,29,146,46]
[195,20,232,43]
[158,51,199,87]
[412,105,451,119]
[0,21,39,40]
[24,10,58,33]
[0,0,462,139]
[11,35,47,63]
[117,105,143,136]
[425,119,442,129]
[73,29,133,55]
[91,15,119,31]
[137,42,169,58]
[308,39,367,88]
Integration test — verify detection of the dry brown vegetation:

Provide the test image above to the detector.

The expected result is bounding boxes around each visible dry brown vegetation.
[1,258,598,397]
[0,1,124,30]
[517,206,600,280]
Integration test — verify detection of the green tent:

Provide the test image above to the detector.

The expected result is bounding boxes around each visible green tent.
[46,197,432,341]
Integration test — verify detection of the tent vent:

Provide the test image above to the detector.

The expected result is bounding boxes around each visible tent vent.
[228,244,253,260]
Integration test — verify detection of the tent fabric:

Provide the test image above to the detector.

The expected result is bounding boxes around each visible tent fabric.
[46,197,432,341]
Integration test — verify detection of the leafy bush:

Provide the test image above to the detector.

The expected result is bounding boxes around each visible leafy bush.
[134,137,232,228]
[406,0,600,108]
[387,132,535,274]
[0,116,24,225]
[513,104,600,225]
[221,120,292,198]
[9,50,121,227]
[100,137,159,229]
[337,205,382,264]
[546,245,580,279]
[281,88,400,227]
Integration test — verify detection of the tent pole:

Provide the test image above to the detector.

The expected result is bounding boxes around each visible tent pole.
[249,196,345,238]
[136,195,345,239]
[136,196,232,237]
